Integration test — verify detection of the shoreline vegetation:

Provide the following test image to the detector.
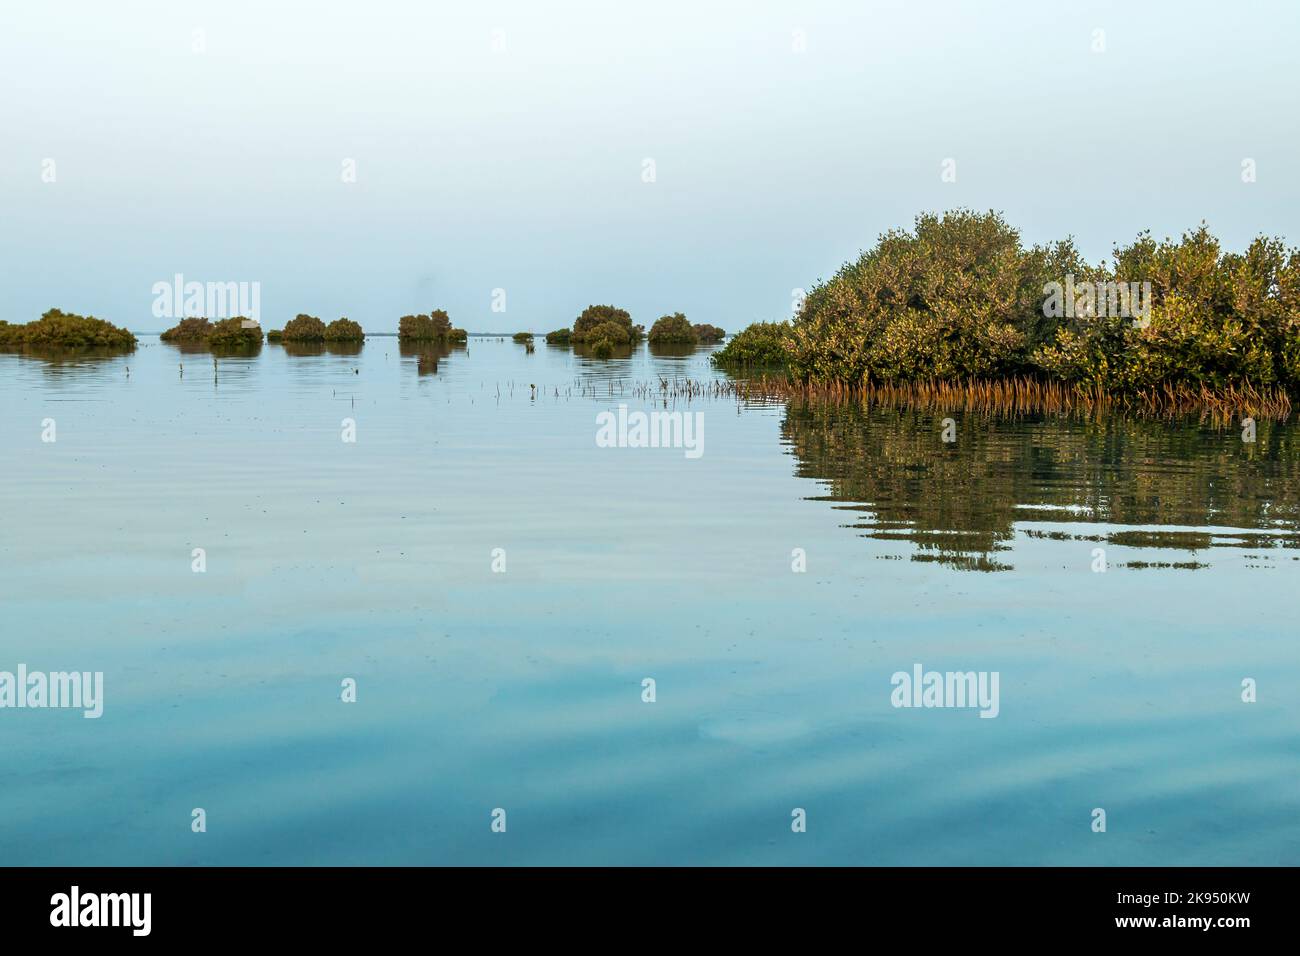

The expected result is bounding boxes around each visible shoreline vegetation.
[714,209,1300,415]
[9,207,1300,414]
[728,374,1292,421]
[0,309,137,351]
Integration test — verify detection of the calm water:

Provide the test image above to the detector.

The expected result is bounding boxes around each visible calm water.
[1,336,1297,865]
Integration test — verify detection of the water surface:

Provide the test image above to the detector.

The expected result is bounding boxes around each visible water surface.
[1,336,1296,865]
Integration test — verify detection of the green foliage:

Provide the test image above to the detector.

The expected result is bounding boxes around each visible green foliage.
[789,210,1044,383]
[206,317,264,349]
[398,310,453,341]
[512,331,534,343]
[324,318,365,342]
[647,312,697,345]
[545,328,571,345]
[582,320,634,357]
[711,321,791,367]
[1033,226,1300,390]
[448,327,468,343]
[267,329,283,343]
[159,317,213,342]
[160,316,262,349]
[693,323,726,343]
[282,313,327,342]
[0,309,136,350]
[572,304,642,344]
[788,210,1300,394]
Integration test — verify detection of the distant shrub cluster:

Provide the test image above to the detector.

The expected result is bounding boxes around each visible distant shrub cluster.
[398,310,465,343]
[716,210,1300,394]
[399,310,449,340]
[158,317,212,342]
[558,307,720,355]
[648,313,696,345]
[207,318,264,349]
[571,305,643,347]
[0,309,137,350]
[273,314,364,344]
[281,314,327,342]
[512,331,534,343]
[325,318,364,342]
[161,316,263,349]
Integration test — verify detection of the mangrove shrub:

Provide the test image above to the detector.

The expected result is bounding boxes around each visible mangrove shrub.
[711,321,791,367]
[572,305,642,344]
[399,310,453,341]
[282,314,327,342]
[325,318,365,342]
[159,317,213,343]
[206,317,263,349]
[0,309,137,350]
[778,209,1300,393]
[648,313,697,345]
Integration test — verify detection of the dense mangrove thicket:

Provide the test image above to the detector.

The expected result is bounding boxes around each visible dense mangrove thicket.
[571,304,643,349]
[549,308,721,352]
[208,318,263,348]
[281,314,327,342]
[0,309,137,350]
[719,210,1300,397]
[647,313,696,345]
[398,309,467,342]
[159,318,212,342]
[324,318,364,342]
[161,316,263,349]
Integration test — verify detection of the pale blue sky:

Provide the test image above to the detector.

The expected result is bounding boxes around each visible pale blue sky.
[2,0,1297,332]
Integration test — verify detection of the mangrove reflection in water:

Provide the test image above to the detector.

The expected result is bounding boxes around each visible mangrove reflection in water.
[779,400,1300,572]
[398,340,466,375]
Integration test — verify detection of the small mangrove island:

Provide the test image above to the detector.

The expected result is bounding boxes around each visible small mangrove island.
[0,309,137,351]
[325,318,364,342]
[693,323,726,344]
[544,308,720,353]
[569,304,644,357]
[398,310,468,343]
[646,314,726,347]
[647,313,696,345]
[279,314,326,342]
[160,316,263,349]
